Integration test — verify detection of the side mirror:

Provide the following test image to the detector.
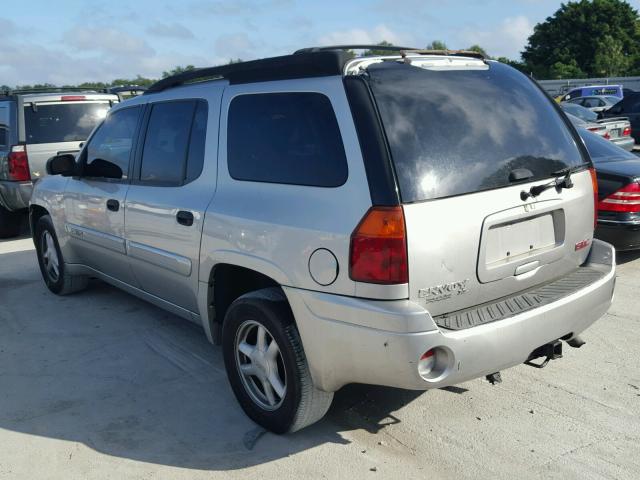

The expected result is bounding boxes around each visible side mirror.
[46,154,76,176]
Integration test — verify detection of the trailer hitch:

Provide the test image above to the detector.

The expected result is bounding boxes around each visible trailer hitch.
[525,340,563,369]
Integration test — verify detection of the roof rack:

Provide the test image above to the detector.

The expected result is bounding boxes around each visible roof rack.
[400,49,487,60]
[107,85,147,94]
[294,45,417,54]
[145,50,351,94]
[2,87,102,96]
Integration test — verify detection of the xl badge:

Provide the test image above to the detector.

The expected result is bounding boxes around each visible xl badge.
[418,279,469,303]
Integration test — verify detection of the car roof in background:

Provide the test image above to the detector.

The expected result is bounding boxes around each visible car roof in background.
[579,128,638,163]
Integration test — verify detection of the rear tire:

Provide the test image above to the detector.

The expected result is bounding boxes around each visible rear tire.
[0,205,22,238]
[34,215,88,295]
[222,288,333,433]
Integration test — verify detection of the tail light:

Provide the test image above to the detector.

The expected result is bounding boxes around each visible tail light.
[589,168,598,228]
[7,145,30,181]
[623,126,632,136]
[349,206,408,284]
[598,181,640,213]
[61,95,86,101]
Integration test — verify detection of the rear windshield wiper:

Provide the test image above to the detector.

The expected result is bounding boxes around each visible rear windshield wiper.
[520,163,590,201]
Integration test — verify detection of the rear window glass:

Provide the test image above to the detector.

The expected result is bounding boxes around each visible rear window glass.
[24,102,110,144]
[227,92,347,187]
[366,61,585,202]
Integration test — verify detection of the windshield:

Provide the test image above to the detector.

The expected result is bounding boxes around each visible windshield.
[366,61,585,202]
[24,102,110,144]
[579,128,637,164]
[562,103,597,123]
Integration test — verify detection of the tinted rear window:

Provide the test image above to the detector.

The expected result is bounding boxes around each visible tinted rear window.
[24,102,110,144]
[367,61,585,202]
[227,92,347,187]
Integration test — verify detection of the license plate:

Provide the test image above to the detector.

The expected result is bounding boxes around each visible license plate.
[610,128,621,138]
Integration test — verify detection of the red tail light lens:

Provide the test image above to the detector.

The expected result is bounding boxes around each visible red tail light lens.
[589,168,598,228]
[7,145,30,181]
[61,95,86,101]
[349,206,408,284]
[623,126,632,136]
[598,181,640,213]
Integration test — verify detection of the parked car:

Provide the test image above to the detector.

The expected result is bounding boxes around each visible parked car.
[30,48,615,433]
[565,95,620,113]
[602,92,640,143]
[561,102,634,151]
[562,84,623,102]
[580,128,640,250]
[0,89,118,237]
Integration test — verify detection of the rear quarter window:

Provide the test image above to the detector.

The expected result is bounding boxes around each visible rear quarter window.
[366,61,585,202]
[227,92,348,187]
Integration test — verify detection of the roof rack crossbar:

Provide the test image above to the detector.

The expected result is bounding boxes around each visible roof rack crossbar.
[400,49,487,60]
[294,45,417,54]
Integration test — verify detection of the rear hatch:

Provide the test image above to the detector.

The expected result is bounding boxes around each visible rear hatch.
[19,94,116,179]
[366,59,595,316]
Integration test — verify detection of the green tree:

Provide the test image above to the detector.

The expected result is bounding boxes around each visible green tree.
[161,65,196,79]
[496,57,528,73]
[593,34,630,76]
[425,40,448,50]
[522,0,640,78]
[363,41,397,56]
[549,59,587,79]
[467,44,489,57]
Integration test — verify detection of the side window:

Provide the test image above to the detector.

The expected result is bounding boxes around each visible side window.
[0,126,7,147]
[140,101,196,184]
[86,106,141,180]
[186,101,208,183]
[227,92,348,187]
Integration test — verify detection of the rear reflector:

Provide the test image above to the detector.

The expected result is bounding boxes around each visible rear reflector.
[598,181,640,213]
[349,206,408,284]
[61,95,86,101]
[589,168,598,228]
[7,145,30,181]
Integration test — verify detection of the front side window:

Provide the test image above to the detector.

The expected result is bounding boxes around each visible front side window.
[85,106,141,180]
[227,92,348,187]
[24,102,110,144]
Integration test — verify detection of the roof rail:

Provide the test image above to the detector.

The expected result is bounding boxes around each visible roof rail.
[145,50,351,94]
[294,45,417,54]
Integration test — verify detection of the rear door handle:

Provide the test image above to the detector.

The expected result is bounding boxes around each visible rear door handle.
[176,210,194,226]
[106,199,120,212]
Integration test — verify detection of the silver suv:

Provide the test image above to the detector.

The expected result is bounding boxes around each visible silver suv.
[0,89,118,237]
[30,48,616,433]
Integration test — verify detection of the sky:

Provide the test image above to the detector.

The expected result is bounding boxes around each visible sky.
[1,0,640,86]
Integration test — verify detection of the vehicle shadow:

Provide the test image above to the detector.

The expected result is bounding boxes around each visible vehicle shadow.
[0,247,432,471]
[616,249,640,265]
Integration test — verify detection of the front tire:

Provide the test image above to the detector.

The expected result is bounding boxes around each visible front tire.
[222,288,333,433]
[34,215,88,295]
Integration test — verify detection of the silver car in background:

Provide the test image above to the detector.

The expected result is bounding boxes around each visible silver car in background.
[29,48,615,434]
[562,102,635,151]
[0,89,118,237]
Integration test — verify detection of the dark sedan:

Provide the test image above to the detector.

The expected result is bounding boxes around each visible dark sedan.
[581,129,640,250]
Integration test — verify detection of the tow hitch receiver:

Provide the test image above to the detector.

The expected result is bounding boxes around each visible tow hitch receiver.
[525,341,563,369]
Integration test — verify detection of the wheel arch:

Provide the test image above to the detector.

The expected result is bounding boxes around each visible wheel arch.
[206,263,284,345]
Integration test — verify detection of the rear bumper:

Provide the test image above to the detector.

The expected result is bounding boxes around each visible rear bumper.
[611,136,635,151]
[0,180,33,211]
[285,239,615,392]
[596,219,640,251]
